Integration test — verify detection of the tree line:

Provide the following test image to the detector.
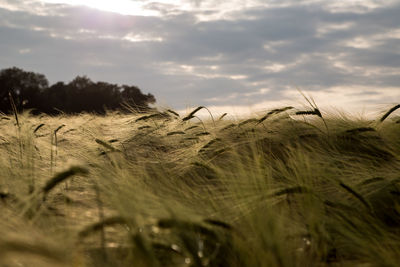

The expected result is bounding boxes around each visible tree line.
[0,67,156,115]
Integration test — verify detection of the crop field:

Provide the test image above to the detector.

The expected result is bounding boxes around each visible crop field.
[0,102,400,267]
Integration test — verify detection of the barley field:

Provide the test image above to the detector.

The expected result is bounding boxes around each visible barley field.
[0,103,400,267]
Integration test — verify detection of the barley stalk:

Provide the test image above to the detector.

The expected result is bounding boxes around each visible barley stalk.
[380,104,400,122]
[42,166,89,196]
[339,182,372,212]
[33,123,45,134]
[78,216,128,238]
[8,91,19,128]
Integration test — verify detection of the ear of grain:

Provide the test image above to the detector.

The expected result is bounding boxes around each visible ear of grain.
[167,109,180,117]
[358,177,385,186]
[295,109,321,118]
[95,138,120,152]
[209,148,227,158]
[380,104,400,122]
[8,92,19,128]
[135,113,160,122]
[138,125,151,130]
[258,106,294,124]
[182,106,205,121]
[221,123,236,131]
[184,137,199,141]
[78,216,128,238]
[195,132,210,136]
[339,182,372,211]
[185,125,199,131]
[323,200,355,211]
[42,166,89,195]
[190,161,218,180]
[54,124,65,134]
[270,186,310,197]
[345,127,375,134]
[238,118,258,127]
[218,113,227,121]
[198,138,222,153]
[203,219,233,230]
[33,123,45,133]
[166,131,185,136]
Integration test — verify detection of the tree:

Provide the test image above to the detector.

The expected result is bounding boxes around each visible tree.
[0,67,157,114]
[40,82,68,114]
[121,85,156,111]
[0,67,48,113]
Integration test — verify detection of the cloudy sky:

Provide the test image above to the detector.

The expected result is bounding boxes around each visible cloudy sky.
[1,0,399,115]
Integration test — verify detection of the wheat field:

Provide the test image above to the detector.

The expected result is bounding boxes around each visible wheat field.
[0,103,400,266]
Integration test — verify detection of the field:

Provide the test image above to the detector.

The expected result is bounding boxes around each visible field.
[0,102,400,267]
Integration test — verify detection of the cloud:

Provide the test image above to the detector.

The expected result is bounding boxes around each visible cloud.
[0,0,399,113]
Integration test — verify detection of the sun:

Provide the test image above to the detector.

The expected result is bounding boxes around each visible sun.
[41,0,158,16]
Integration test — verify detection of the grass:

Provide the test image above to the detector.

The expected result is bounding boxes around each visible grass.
[0,103,399,266]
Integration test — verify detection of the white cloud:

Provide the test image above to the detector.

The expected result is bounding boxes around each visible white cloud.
[18,48,31,54]
[324,0,399,13]
[123,33,163,42]
[0,0,66,16]
[40,0,159,16]
[263,64,287,73]
[342,29,400,49]
[316,22,354,37]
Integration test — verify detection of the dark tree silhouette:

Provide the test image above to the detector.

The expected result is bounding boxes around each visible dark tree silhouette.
[0,67,48,113]
[40,81,68,113]
[121,85,156,111]
[0,67,156,115]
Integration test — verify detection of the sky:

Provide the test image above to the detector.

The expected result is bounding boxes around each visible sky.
[0,0,400,115]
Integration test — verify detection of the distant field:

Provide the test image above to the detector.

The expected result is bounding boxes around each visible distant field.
[0,103,400,267]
